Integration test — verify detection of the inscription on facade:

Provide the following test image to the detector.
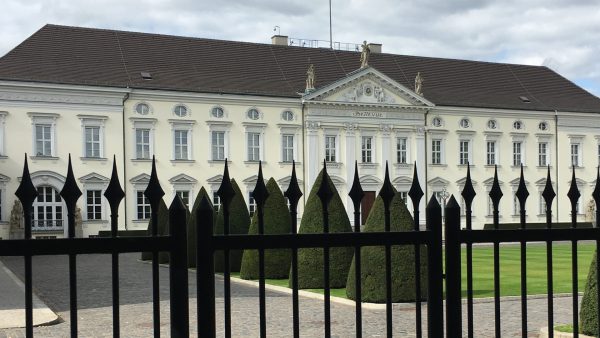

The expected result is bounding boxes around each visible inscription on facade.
[353,111,384,118]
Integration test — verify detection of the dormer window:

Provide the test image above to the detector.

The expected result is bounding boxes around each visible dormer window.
[140,72,152,80]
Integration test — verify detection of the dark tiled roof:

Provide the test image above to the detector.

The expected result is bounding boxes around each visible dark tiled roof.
[1,24,599,113]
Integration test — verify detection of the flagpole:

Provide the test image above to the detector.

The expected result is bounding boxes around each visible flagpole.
[329,0,333,49]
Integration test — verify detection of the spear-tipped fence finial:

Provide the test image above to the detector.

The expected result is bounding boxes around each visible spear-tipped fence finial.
[488,165,503,208]
[316,159,334,207]
[542,165,556,208]
[60,154,82,212]
[378,161,395,209]
[217,159,235,208]
[284,161,303,213]
[15,155,38,214]
[567,166,581,212]
[515,164,529,209]
[144,156,165,211]
[461,163,476,208]
[252,161,269,207]
[348,161,364,210]
[408,162,424,209]
[104,155,125,213]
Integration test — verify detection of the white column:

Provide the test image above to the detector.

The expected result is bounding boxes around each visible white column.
[345,123,357,226]
[380,124,392,173]
[306,121,320,190]
[415,126,426,227]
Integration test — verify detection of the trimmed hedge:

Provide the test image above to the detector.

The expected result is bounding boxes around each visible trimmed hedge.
[214,179,250,272]
[294,170,354,289]
[581,250,598,336]
[187,187,215,268]
[346,192,428,303]
[240,178,292,279]
[140,199,170,263]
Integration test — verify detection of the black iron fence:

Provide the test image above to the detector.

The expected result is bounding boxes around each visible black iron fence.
[1,154,599,338]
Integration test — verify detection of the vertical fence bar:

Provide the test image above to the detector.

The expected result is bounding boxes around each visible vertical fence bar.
[489,166,503,337]
[515,165,529,338]
[379,163,395,338]
[15,156,38,338]
[593,168,600,338]
[104,158,125,338]
[567,168,581,337]
[252,163,269,338]
[542,167,556,338]
[348,162,364,338]
[410,164,425,338]
[284,161,302,338]
[426,196,444,338]
[316,161,334,338]
[445,196,462,338]
[60,155,82,338]
[145,157,165,338]
[197,196,216,337]
[461,164,476,338]
[217,160,235,338]
[169,196,189,338]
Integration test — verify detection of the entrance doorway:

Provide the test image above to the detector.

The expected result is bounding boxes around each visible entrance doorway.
[361,191,376,225]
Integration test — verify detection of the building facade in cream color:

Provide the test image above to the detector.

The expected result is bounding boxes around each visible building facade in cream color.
[0,24,599,238]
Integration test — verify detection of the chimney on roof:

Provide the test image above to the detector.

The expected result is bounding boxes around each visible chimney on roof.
[271,35,289,46]
[368,43,382,53]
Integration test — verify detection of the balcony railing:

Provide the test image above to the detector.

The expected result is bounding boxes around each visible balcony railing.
[32,219,64,231]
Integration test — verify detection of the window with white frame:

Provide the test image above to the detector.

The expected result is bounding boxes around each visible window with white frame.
[512,193,519,216]
[459,140,470,165]
[431,139,442,164]
[282,134,294,162]
[571,143,581,167]
[176,190,190,209]
[212,131,225,160]
[397,137,407,164]
[86,190,103,220]
[131,118,156,160]
[248,191,256,216]
[136,191,151,220]
[398,191,408,205]
[0,112,6,156]
[247,132,261,161]
[513,141,523,166]
[538,142,549,167]
[173,130,190,160]
[539,192,547,215]
[85,127,101,158]
[29,113,58,158]
[486,141,496,166]
[361,136,373,163]
[325,135,337,162]
[213,192,221,212]
[487,196,494,216]
[136,129,151,159]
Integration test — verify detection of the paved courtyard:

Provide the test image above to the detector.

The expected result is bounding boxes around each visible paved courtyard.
[0,253,582,337]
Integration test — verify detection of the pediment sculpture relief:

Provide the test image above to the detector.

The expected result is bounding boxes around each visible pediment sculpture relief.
[340,82,395,104]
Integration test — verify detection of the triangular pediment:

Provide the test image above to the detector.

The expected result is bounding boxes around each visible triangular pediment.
[278,176,304,188]
[207,175,223,184]
[509,178,529,186]
[428,177,450,186]
[130,173,150,184]
[169,173,197,184]
[303,66,434,107]
[359,175,382,185]
[392,176,413,186]
[0,173,10,183]
[456,177,478,186]
[79,172,109,183]
[483,177,504,186]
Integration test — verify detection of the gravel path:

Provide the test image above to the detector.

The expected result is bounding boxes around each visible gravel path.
[0,254,582,337]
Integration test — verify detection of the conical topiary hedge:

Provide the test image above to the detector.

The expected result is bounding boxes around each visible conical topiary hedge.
[346,192,428,303]
[141,199,170,263]
[581,250,599,336]
[214,179,251,272]
[294,169,354,289]
[240,178,292,279]
[187,187,215,268]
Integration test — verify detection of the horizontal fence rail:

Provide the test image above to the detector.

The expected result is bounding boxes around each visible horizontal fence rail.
[2,154,600,338]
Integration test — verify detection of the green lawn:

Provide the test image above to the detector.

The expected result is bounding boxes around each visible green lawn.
[229,242,596,299]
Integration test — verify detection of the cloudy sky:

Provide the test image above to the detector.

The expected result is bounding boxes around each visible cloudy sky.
[1,0,599,96]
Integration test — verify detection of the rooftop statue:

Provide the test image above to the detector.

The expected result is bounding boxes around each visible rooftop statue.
[305,64,315,92]
[415,72,424,96]
[360,41,370,68]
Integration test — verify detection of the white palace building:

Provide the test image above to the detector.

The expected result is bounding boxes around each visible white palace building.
[0,24,599,238]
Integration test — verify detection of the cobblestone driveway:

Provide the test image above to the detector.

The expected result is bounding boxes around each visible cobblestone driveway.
[0,254,581,337]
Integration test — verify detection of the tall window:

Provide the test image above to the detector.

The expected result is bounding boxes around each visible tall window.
[397,138,407,164]
[361,136,373,163]
[398,191,408,205]
[32,186,63,230]
[212,192,221,212]
[85,127,101,158]
[136,191,151,220]
[136,129,151,159]
[538,142,548,166]
[173,130,189,160]
[486,141,496,165]
[325,136,336,162]
[248,192,256,217]
[431,139,442,164]
[571,143,580,167]
[282,134,294,162]
[35,124,52,156]
[247,133,260,161]
[539,192,548,215]
[86,190,102,220]
[176,190,190,209]
[211,131,225,160]
[513,142,522,166]
[459,140,470,165]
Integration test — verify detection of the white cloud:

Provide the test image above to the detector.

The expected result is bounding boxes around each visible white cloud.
[0,0,598,96]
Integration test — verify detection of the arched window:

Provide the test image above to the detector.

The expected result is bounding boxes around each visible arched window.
[32,186,64,231]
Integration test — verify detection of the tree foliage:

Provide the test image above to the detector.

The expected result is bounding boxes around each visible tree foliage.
[581,250,599,336]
